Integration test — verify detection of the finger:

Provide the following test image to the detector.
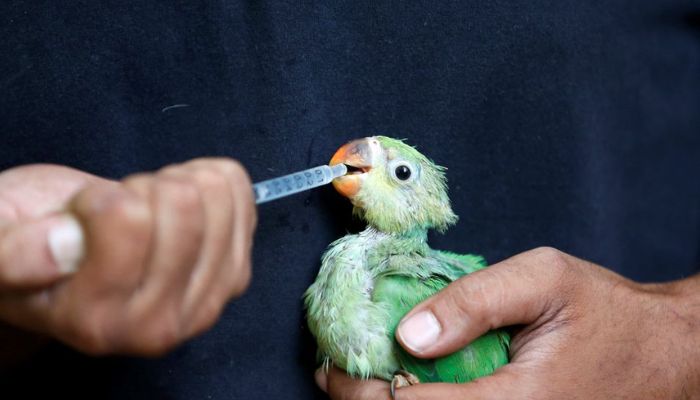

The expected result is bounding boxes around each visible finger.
[123,172,204,320]
[396,247,578,358]
[211,158,255,298]
[314,368,328,392]
[47,184,153,352]
[0,214,84,289]
[185,159,255,338]
[0,184,153,352]
[395,366,531,400]
[177,160,238,336]
[322,366,392,400]
[0,164,108,218]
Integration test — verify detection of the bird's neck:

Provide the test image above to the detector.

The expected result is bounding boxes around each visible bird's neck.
[361,226,430,255]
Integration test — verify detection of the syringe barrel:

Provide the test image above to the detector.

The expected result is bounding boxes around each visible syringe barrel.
[254,164,346,204]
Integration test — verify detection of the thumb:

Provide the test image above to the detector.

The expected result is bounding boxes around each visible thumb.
[396,247,573,358]
[0,214,85,289]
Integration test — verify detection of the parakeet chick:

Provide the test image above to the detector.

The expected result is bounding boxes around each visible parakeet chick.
[304,136,509,393]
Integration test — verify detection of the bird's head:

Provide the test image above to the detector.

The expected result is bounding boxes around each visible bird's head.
[329,136,457,234]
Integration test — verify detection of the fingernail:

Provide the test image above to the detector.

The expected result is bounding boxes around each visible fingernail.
[397,311,441,353]
[314,368,328,392]
[48,215,85,274]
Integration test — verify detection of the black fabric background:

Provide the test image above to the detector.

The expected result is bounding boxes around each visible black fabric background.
[1,1,699,398]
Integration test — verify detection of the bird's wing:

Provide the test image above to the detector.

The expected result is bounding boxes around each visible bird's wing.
[431,250,487,278]
[372,252,509,383]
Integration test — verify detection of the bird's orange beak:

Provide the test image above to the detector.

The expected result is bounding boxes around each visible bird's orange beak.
[329,137,377,199]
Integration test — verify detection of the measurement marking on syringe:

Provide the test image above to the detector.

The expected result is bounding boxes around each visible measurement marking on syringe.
[253,164,348,204]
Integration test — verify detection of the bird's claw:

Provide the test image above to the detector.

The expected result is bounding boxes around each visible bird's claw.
[390,370,420,400]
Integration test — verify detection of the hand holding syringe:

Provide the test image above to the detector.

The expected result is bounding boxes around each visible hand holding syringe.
[254,164,348,204]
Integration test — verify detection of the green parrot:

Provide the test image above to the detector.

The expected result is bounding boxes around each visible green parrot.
[303,136,509,393]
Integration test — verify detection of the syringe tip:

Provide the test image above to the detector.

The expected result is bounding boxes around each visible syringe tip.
[330,163,348,179]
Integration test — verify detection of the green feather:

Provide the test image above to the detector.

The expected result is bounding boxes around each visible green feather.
[373,252,509,383]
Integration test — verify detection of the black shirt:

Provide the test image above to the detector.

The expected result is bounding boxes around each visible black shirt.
[1,1,699,398]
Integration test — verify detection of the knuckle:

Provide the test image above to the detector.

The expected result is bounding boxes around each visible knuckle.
[79,186,150,227]
[529,246,569,270]
[73,313,114,355]
[214,159,254,204]
[109,196,139,221]
[158,164,185,177]
[450,270,507,328]
[157,177,201,213]
[193,159,255,223]
[140,311,182,355]
[215,158,246,178]
[448,277,482,316]
[528,246,573,285]
[122,173,153,194]
[229,162,252,188]
[516,247,581,311]
[193,167,229,192]
[85,186,121,213]
[483,271,510,328]
[70,185,108,216]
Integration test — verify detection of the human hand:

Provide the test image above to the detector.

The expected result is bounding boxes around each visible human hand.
[317,247,700,399]
[0,159,256,356]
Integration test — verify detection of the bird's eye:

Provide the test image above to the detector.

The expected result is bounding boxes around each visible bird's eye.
[388,160,416,183]
[395,165,411,181]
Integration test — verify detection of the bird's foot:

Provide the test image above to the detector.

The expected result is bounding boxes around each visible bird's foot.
[390,370,420,399]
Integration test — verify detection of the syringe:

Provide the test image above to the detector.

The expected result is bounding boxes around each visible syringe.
[253,164,348,204]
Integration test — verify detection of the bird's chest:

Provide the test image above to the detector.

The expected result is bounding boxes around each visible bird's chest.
[339,240,430,299]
